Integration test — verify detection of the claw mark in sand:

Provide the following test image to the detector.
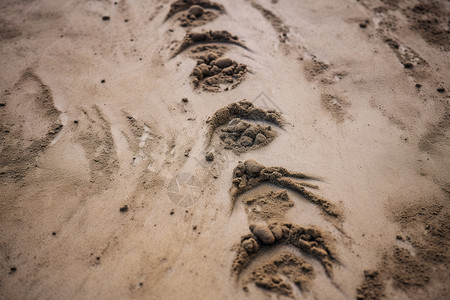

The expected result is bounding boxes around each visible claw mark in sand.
[172,31,248,57]
[384,38,428,70]
[321,94,351,123]
[0,68,62,180]
[233,222,337,294]
[249,1,289,43]
[231,160,342,221]
[206,100,284,152]
[75,106,119,185]
[165,0,225,27]
[121,112,159,166]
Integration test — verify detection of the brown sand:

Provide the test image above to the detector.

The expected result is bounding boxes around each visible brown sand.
[1,0,449,299]
[232,223,335,280]
[243,252,315,297]
[243,189,294,221]
[191,53,248,92]
[231,160,342,223]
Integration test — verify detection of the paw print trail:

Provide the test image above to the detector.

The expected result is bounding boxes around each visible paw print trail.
[231,160,342,222]
[165,0,345,298]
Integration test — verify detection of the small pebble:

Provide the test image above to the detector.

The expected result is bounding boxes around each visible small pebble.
[403,63,413,69]
[251,224,275,244]
[205,152,214,161]
[214,58,233,69]
[188,5,204,18]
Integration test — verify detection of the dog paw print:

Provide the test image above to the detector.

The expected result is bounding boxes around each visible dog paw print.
[206,100,284,152]
[172,31,250,92]
[231,160,342,223]
[233,222,338,298]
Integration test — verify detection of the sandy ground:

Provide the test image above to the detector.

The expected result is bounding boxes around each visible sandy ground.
[0,0,449,299]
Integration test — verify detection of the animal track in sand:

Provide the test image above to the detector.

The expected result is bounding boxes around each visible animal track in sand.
[360,0,450,52]
[172,30,248,57]
[320,94,351,123]
[249,1,289,43]
[191,50,247,92]
[218,118,276,150]
[165,0,225,27]
[303,58,329,81]
[404,2,450,52]
[231,160,342,222]
[243,189,294,222]
[171,28,249,91]
[0,68,62,181]
[301,57,348,84]
[356,1,436,82]
[364,201,450,298]
[74,106,119,185]
[230,163,342,297]
[121,112,160,166]
[384,37,428,70]
[232,222,336,294]
[243,251,315,297]
[206,100,284,152]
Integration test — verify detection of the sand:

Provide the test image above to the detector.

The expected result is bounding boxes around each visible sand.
[0,0,449,299]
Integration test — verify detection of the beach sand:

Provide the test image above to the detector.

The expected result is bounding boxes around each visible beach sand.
[0,0,449,299]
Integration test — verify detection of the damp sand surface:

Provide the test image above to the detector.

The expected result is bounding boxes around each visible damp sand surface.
[0,0,449,299]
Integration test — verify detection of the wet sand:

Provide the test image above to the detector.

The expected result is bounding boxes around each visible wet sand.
[0,0,449,299]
